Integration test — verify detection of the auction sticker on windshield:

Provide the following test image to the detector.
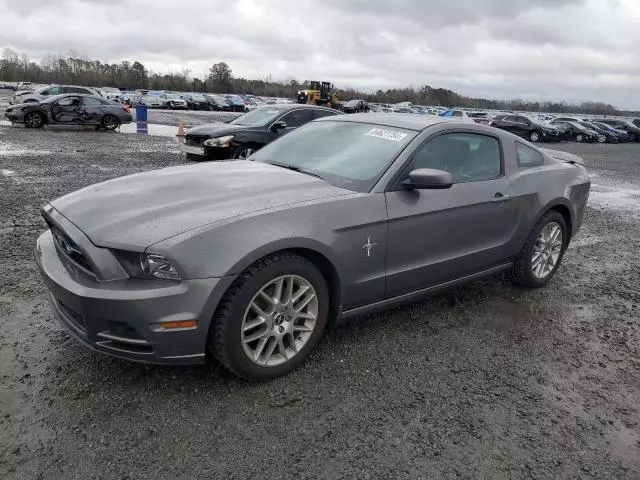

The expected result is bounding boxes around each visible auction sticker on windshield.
[365,128,408,141]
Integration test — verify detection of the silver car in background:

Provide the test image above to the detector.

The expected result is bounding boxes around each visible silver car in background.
[11,85,102,104]
[158,93,188,109]
[35,114,590,380]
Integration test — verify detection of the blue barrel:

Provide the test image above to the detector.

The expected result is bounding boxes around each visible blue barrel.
[135,104,148,134]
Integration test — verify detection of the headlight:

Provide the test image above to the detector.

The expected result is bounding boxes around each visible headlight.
[140,254,181,281]
[203,135,234,147]
[113,251,181,281]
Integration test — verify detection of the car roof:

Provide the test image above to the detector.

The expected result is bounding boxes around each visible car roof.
[315,112,457,131]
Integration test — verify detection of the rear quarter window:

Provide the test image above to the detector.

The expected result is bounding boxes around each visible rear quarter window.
[515,142,545,168]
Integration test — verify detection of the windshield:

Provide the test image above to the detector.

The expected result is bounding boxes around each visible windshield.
[190,94,206,101]
[251,121,417,192]
[166,94,181,99]
[229,107,285,126]
[40,94,66,104]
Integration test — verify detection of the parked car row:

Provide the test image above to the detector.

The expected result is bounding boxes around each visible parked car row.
[122,91,292,112]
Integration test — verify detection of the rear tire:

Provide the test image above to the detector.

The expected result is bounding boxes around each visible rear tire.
[101,114,120,131]
[209,253,329,380]
[575,134,584,142]
[529,130,541,142]
[24,111,44,129]
[512,211,568,288]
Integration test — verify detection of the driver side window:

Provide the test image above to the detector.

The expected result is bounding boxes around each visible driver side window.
[57,96,80,106]
[409,133,502,184]
[279,109,314,128]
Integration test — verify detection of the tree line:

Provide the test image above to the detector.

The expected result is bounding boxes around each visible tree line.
[1,48,634,116]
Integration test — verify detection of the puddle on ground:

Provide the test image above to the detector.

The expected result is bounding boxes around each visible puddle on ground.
[0,140,51,156]
[589,183,640,214]
[118,122,186,137]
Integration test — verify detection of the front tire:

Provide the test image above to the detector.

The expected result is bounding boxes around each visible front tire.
[529,130,541,142]
[24,111,44,129]
[575,134,584,142]
[209,253,329,380]
[233,145,257,159]
[512,211,567,288]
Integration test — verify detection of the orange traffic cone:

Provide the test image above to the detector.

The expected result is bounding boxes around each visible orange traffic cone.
[177,121,185,137]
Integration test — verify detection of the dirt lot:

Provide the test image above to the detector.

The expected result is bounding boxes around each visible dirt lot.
[1,110,639,479]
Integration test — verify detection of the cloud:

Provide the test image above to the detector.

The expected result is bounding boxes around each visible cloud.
[1,0,639,108]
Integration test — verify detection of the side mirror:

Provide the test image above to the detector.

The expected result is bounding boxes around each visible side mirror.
[271,121,287,132]
[402,168,453,190]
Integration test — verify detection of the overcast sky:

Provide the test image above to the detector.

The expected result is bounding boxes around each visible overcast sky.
[1,0,640,107]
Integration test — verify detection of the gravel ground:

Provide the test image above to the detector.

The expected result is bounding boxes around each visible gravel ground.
[1,111,640,479]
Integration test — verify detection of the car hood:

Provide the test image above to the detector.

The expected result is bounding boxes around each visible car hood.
[8,101,41,109]
[49,161,350,250]
[186,123,252,136]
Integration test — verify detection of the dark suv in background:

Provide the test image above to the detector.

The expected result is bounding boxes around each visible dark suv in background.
[490,114,559,142]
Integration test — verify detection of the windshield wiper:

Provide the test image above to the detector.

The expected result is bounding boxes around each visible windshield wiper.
[267,162,324,180]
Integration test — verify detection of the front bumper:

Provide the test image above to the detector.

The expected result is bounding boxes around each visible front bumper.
[4,112,21,122]
[35,229,235,365]
[181,136,235,160]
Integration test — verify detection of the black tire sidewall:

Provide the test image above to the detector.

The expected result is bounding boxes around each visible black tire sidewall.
[530,130,541,142]
[102,115,119,130]
[514,211,568,288]
[218,257,329,380]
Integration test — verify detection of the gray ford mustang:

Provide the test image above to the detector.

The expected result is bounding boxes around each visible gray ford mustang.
[35,114,591,380]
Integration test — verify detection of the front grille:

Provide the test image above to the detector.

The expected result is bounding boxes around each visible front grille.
[184,134,209,147]
[49,225,94,274]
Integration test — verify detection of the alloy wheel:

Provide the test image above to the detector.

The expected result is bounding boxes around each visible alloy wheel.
[576,134,584,142]
[530,131,540,142]
[531,222,563,279]
[25,112,42,128]
[241,275,318,367]
[597,135,606,143]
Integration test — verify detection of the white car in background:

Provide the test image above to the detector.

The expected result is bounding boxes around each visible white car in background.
[139,95,166,108]
[10,85,102,104]
[100,87,122,101]
[158,93,188,109]
[438,109,476,123]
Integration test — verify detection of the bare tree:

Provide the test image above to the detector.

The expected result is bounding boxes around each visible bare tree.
[208,62,233,93]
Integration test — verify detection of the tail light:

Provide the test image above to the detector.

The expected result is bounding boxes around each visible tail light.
[122,105,130,112]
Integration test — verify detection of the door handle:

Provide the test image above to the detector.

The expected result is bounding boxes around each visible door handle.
[491,193,511,202]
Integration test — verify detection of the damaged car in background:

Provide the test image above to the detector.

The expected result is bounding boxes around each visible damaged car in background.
[5,93,133,130]
[35,113,590,381]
